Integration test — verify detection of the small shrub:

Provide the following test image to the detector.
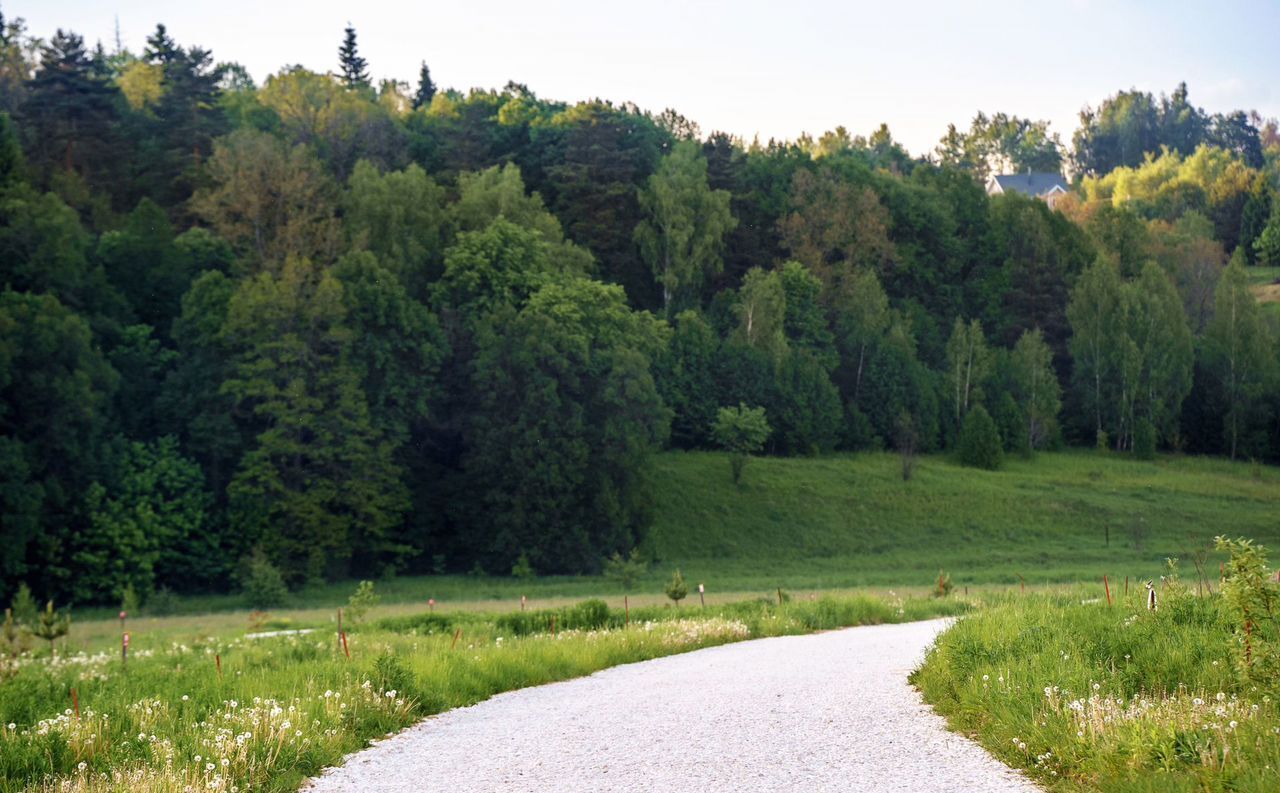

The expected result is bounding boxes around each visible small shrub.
[957,405,1003,470]
[371,651,415,697]
[1216,536,1280,687]
[603,548,647,591]
[932,570,954,598]
[1096,429,1110,451]
[346,580,380,625]
[120,583,141,617]
[374,611,455,634]
[148,586,178,616]
[511,553,535,580]
[665,569,689,606]
[240,548,288,609]
[1134,417,1156,460]
[31,600,70,656]
[10,582,37,627]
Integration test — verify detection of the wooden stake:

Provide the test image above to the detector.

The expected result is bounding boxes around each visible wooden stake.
[624,595,630,627]
[698,583,705,608]
[551,615,557,637]
[121,632,129,667]
[71,688,79,719]
[215,653,223,681]
[1018,574,1025,594]
[520,595,526,612]
[1103,575,1111,606]
[1125,576,1128,596]
[340,631,350,660]
[428,598,436,612]
[337,608,343,654]
[450,628,462,650]
[776,587,783,607]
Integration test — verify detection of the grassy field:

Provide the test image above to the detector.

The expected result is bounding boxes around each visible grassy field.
[65,450,1280,632]
[913,576,1280,791]
[0,593,967,792]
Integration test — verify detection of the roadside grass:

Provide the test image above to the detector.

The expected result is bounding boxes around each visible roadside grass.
[69,450,1280,628]
[913,586,1280,791]
[0,592,968,793]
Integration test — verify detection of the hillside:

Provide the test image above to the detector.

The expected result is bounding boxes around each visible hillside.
[648,451,1280,589]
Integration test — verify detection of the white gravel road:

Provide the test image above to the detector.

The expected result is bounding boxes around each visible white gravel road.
[304,618,1039,792]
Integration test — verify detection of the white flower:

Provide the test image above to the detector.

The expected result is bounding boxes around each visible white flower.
[77,762,86,771]
[182,695,189,701]
[1093,683,1100,691]
[6,723,14,730]
[206,763,216,772]
[1217,692,1226,702]
[1229,720,1238,729]
[982,675,989,681]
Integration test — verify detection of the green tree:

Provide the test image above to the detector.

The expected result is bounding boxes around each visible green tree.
[73,437,212,601]
[412,62,436,110]
[711,403,771,484]
[1203,254,1275,459]
[957,404,1003,470]
[944,317,990,424]
[1067,257,1124,440]
[222,258,410,583]
[654,310,720,448]
[731,267,787,362]
[664,569,688,606]
[338,24,369,90]
[634,140,736,313]
[191,128,340,269]
[343,160,447,292]
[464,279,670,574]
[1009,329,1061,454]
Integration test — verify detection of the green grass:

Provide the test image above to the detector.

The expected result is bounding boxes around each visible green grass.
[67,450,1280,629]
[649,450,1280,589]
[913,588,1280,791]
[0,592,968,792]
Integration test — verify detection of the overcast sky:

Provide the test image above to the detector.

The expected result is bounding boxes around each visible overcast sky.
[13,0,1280,156]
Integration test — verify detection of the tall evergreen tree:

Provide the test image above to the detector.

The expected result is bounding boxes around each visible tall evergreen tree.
[338,24,369,90]
[412,61,436,109]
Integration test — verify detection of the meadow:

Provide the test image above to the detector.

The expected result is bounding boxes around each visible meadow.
[69,449,1280,628]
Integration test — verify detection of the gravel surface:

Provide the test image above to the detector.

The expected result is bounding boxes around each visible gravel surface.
[304,618,1039,792]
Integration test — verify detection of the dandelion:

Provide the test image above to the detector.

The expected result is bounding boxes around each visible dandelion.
[206,763,215,772]
[1217,692,1226,702]
[1093,683,1101,691]
[982,674,989,681]
[6,723,14,730]
[181,695,189,701]
[77,763,86,771]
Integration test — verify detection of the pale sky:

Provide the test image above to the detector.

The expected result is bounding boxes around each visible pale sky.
[13,0,1280,157]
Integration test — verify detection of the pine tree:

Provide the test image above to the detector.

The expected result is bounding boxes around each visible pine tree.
[412,61,436,109]
[338,24,369,89]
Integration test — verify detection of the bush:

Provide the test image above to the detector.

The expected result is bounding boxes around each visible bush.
[711,404,771,484]
[10,583,37,627]
[374,612,456,634]
[240,549,288,609]
[148,586,178,616]
[494,598,613,636]
[511,553,535,580]
[957,405,1003,470]
[370,651,415,696]
[603,548,647,590]
[346,580,380,624]
[665,569,689,606]
[1134,417,1156,460]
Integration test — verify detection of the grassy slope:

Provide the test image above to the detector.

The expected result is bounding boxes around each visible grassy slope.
[649,450,1280,589]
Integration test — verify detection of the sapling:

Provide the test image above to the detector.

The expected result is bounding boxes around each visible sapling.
[346,580,380,625]
[31,600,70,657]
[665,569,688,607]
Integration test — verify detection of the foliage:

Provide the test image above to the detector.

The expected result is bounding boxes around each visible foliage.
[30,599,69,655]
[711,404,771,484]
[956,405,1003,470]
[1216,536,1280,688]
[664,569,688,605]
[239,547,288,609]
[9,584,35,627]
[602,548,648,591]
[346,580,380,625]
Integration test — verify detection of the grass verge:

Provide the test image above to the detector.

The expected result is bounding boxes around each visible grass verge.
[1,592,967,792]
[913,586,1280,791]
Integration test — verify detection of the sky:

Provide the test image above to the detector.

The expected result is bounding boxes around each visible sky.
[12,0,1280,157]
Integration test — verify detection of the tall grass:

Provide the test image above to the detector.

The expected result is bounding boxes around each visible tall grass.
[914,584,1280,791]
[1,592,966,792]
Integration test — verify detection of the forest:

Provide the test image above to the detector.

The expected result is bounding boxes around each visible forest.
[1,10,1279,605]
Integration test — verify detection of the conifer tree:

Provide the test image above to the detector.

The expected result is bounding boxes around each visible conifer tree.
[338,24,369,89]
[413,61,436,109]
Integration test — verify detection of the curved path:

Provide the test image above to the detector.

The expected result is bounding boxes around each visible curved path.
[304,619,1038,792]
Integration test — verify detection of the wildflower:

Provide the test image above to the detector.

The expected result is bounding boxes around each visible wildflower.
[1217,692,1226,702]
[222,759,230,767]
[1092,683,1100,691]
[206,764,215,772]
[182,695,189,701]
[1229,720,1238,730]
[78,763,86,771]
[1193,698,1204,706]
[982,674,989,681]
[6,723,14,730]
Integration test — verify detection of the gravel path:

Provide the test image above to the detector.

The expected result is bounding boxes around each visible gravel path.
[304,618,1039,792]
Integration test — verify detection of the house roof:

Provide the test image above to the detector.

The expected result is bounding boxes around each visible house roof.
[989,172,1069,197]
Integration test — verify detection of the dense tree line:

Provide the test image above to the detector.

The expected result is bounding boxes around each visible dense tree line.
[1,12,1279,603]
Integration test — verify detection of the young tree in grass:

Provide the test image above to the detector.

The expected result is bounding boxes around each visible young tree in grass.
[664,569,688,607]
[31,600,69,657]
[711,404,771,484]
[894,410,918,481]
[957,405,1003,470]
